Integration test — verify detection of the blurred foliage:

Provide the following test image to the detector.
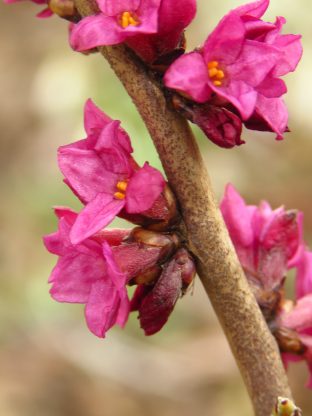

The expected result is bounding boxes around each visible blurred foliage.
[0,0,311,415]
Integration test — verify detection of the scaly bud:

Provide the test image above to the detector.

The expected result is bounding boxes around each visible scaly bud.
[271,397,302,416]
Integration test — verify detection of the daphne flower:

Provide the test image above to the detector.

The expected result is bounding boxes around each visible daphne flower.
[70,0,196,63]
[70,0,162,51]
[44,207,130,337]
[164,0,302,140]
[221,184,302,292]
[58,99,165,244]
[44,207,179,337]
[125,0,196,63]
[278,250,312,388]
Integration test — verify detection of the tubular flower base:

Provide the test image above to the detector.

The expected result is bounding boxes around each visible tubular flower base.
[164,0,302,144]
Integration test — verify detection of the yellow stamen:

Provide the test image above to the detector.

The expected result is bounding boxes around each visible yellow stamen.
[119,11,140,28]
[208,68,218,78]
[114,192,126,200]
[207,60,225,87]
[216,70,225,80]
[116,180,128,192]
[207,61,218,69]
[213,80,222,87]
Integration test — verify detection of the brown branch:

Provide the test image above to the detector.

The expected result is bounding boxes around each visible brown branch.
[73,2,292,414]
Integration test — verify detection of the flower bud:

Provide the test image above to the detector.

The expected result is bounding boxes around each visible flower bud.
[48,0,80,22]
[272,326,306,355]
[136,248,196,335]
[171,94,244,148]
[129,227,180,261]
[272,397,302,416]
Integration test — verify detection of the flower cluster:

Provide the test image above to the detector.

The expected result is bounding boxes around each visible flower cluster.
[4,0,302,147]
[45,100,196,337]
[221,185,312,387]
[69,0,196,64]
[165,0,302,147]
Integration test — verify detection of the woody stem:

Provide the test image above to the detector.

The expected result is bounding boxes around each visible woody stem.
[73,1,293,414]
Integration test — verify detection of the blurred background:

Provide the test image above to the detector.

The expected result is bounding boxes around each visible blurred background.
[0,0,311,414]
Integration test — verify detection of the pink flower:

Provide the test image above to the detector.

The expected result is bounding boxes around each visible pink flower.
[4,0,53,17]
[220,184,302,291]
[44,208,179,337]
[125,0,196,64]
[279,252,312,388]
[295,250,312,300]
[70,0,162,51]
[44,207,131,337]
[58,99,165,244]
[69,0,196,61]
[164,0,302,140]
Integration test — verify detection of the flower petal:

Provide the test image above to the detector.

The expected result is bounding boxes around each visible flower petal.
[126,163,165,213]
[85,280,120,337]
[49,253,106,303]
[70,14,127,51]
[235,0,269,18]
[296,250,312,299]
[164,52,212,103]
[70,193,125,244]
[58,147,117,203]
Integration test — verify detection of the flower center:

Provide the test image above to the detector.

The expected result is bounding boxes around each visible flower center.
[118,11,140,28]
[207,61,225,87]
[114,180,128,200]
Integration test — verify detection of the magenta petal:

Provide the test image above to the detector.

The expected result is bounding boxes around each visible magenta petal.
[217,80,258,120]
[157,0,196,34]
[97,0,140,16]
[102,241,127,289]
[70,194,125,244]
[255,95,288,140]
[126,163,165,213]
[257,77,287,98]
[58,147,117,203]
[296,250,312,299]
[49,253,106,303]
[94,121,133,175]
[227,41,281,88]
[70,15,127,51]
[84,99,112,138]
[282,295,312,332]
[235,0,269,18]
[102,241,130,325]
[85,280,120,337]
[95,120,132,156]
[203,12,246,65]
[221,184,256,247]
[36,7,53,18]
[272,33,303,77]
[265,17,303,77]
[164,52,212,103]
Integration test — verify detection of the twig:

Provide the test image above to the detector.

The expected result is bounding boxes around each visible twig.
[73,1,293,413]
